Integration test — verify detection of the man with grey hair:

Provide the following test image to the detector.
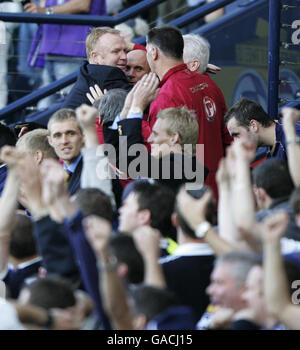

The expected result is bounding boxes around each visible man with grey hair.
[183,34,210,74]
[182,32,232,202]
[197,251,260,329]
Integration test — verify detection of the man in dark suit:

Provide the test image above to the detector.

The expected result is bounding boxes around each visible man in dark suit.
[62,27,131,110]
[47,109,84,195]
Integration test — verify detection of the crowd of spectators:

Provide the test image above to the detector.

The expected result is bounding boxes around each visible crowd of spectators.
[0,0,300,332]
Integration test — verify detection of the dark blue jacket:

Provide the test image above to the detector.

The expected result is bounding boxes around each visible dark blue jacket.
[62,62,131,110]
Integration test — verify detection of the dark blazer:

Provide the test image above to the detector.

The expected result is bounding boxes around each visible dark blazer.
[160,254,215,319]
[33,216,80,284]
[67,157,83,196]
[62,61,131,110]
[4,259,42,299]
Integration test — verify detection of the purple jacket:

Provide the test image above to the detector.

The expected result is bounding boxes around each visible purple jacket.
[28,0,106,67]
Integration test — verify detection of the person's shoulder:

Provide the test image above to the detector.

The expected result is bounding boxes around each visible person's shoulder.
[86,64,124,75]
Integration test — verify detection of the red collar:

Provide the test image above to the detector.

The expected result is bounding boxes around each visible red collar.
[159,63,189,87]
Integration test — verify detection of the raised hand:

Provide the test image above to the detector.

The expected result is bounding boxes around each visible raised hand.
[176,187,213,230]
[83,215,112,259]
[131,72,160,111]
[231,136,256,163]
[40,159,67,207]
[206,63,221,75]
[132,225,161,260]
[76,104,99,130]
[86,84,106,105]
[0,146,23,169]
[282,107,300,127]
[261,210,289,243]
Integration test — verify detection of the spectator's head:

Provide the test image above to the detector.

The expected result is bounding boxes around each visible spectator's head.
[224,98,274,145]
[183,34,210,74]
[108,234,144,284]
[86,27,127,71]
[97,88,127,124]
[146,26,184,76]
[47,109,84,166]
[74,188,114,223]
[118,181,175,237]
[16,129,58,165]
[252,159,294,210]
[129,285,180,330]
[147,106,199,157]
[125,49,150,86]
[290,186,300,227]
[9,214,38,263]
[18,277,76,310]
[174,186,217,242]
[206,251,260,311]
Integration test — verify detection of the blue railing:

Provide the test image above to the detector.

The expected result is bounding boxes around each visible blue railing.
[0,0,166,26]
[135,0,236,44]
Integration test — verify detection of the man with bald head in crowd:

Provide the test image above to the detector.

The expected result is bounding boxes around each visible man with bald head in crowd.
[125,49,150,86]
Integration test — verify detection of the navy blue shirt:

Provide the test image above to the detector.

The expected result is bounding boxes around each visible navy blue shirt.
[266,122,300,160]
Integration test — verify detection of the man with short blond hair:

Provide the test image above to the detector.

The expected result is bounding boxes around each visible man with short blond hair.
[62,27,130,110]
[85,27,123,64]
[16,129,58,165]
[155,106,199,155]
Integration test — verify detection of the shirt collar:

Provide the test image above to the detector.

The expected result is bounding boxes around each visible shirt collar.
[159,63,189,87]
[15,256,42,270]
[63,154,82,174]
[172,242,214,256]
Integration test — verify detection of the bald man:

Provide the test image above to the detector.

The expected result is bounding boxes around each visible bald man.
[125,49,151,86]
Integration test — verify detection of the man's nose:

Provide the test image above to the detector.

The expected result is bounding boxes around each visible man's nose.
[61,134,69,143]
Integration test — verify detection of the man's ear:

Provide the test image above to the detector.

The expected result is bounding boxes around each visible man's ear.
[117,263,128,279]
[249,119,259,133]
[91,51,101,64]
[257,187,267,202]
[35,150,44,165]
[47,135,53,147]
[137,209,151,226]
[187,59,200,72]
[170,132,180,146]
[171,212,178,228]
[151,45,159,61]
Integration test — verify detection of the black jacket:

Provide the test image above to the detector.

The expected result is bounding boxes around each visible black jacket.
[62,61,131,110]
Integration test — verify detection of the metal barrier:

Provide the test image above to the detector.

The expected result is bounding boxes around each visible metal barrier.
[267,0,281,119]
[0,0,166,26]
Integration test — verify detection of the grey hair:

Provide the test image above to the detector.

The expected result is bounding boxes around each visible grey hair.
[98,89,128,124]
[215,251,261,287]
[183,34,210,74]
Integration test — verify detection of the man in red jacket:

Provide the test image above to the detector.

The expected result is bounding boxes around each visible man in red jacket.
[146,26,232,203]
